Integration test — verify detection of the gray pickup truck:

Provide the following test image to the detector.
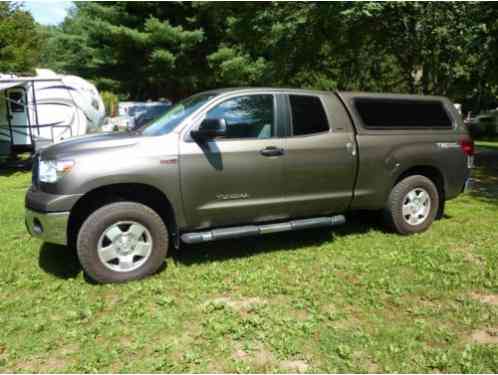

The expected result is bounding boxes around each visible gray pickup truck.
[25,88,473,283]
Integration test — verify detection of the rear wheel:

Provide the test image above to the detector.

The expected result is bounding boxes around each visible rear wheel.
[77,201,168,283]
[384,175,439,235]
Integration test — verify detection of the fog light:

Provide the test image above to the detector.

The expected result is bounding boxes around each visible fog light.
[33,218,43,234]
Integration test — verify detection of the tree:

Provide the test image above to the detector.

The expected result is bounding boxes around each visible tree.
[40,2,206,100]
[0,2,41,73]
[37,2,498,112]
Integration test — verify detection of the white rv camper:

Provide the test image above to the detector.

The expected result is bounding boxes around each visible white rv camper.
[0,69,104,158]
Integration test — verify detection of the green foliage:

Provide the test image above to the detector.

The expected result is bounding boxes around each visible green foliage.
[5,2,498,111]
[100,91,119,116]
[208,46,267,86]
[0,2,41,73]
[38,2,206,101]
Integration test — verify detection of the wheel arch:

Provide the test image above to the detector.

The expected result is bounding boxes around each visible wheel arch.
[393,165,446,218]
[67,183,177,248]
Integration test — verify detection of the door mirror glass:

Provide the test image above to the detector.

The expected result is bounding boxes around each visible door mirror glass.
[191,118,227,140]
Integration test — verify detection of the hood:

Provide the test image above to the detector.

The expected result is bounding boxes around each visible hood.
[40,132,142,160]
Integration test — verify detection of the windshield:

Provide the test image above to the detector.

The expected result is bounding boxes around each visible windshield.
[141,93,217,136]
[128,105,146,116]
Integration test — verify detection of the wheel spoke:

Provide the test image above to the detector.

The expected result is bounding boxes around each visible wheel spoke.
[409,215,419,225]
[99,244,118,262]
[420,191,430,205]
[402,204,412,217]
[105,225,123,242]
[118,255,134,270]
[128,223,146,240]
[407,191,417,202]
[133,241,151,257]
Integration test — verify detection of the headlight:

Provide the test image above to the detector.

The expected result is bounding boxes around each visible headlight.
[39,160,75,183]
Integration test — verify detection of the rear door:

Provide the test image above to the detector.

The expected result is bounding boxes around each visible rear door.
[282,93,357,217]
[179,93,288,230]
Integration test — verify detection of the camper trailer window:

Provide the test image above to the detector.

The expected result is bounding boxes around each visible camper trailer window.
[9,92,25,113]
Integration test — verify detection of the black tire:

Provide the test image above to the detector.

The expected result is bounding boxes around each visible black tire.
[384,175,439,235]
[77,201,168,283]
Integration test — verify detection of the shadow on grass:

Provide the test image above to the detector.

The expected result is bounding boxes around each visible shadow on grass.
[469,148,498,205]
[38,243,82,279]
[38,242,168,282]
[38,209,459,278]
[0,158,32,176]
[0,166,30,177]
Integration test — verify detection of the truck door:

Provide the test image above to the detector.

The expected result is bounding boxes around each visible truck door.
[6,88,30,146]
[282,93,357,217]
[179,93,289,230]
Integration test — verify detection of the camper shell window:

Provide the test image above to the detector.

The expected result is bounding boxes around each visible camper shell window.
[353,98,452,129]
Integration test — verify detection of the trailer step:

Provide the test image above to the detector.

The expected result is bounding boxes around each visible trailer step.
[181,215,346,244]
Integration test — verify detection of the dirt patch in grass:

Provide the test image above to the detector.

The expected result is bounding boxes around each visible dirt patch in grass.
[470,292,498,306]
[232,341,310,372]
[9,354,71,372]
[463,253,485,266]
[232,341,274,369]
[207,296,267,313]
[5,342,78,372]
[280,359,310,373]
[291,308,309,321]
[449,244,484,267]
[170,322,203,361]
[469,328,498,344]
[252,347,275,368]
[352,350,380,372]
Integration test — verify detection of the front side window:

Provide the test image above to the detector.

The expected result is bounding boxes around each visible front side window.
[206,95,274,139]
[142,93,217,136]
[289,95,329,136]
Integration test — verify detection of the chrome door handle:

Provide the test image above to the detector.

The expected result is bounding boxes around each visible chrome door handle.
[260,146,284,157]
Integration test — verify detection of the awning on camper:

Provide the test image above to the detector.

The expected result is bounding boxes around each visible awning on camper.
[0,81,25,92]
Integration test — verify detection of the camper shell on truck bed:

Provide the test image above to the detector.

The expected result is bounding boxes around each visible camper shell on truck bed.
[25,88,472,283]
[336,91,470,210]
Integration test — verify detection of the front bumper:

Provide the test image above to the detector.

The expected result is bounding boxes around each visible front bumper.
[25,209,70,246]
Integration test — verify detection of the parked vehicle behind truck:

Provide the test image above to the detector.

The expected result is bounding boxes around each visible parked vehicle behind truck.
[0,69,104,159]
[25,88,473,283]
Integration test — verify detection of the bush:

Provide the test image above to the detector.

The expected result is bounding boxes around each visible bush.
[100,91,119,117]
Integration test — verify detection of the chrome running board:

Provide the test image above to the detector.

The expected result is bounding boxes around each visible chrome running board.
[181,215,346,244]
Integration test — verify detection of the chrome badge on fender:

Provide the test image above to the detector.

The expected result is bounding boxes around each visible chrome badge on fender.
[216,193,250,200]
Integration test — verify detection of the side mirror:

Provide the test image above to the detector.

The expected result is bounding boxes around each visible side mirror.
[191,118,227,140]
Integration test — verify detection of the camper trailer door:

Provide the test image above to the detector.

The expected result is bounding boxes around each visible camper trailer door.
[6,88,30,146]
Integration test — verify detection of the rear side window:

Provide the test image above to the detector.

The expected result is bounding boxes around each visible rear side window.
[354,98,452,128]
[289,95,329,136]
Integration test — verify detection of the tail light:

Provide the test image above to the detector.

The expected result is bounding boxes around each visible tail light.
[459,137,474,156]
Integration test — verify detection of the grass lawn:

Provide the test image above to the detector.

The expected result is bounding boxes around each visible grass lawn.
[1,155,498,373]
[476,140,498,151]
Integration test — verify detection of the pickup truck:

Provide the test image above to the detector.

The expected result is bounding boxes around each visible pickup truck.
[25,88,473,283]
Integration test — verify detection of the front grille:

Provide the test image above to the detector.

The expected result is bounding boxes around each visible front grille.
[32,155,39,188]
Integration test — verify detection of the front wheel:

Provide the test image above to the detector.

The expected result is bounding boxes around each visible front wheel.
[384,175,439,235]
[77,202,169,283]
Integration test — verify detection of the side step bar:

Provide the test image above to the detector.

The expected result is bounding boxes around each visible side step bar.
[181,215,346,244]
